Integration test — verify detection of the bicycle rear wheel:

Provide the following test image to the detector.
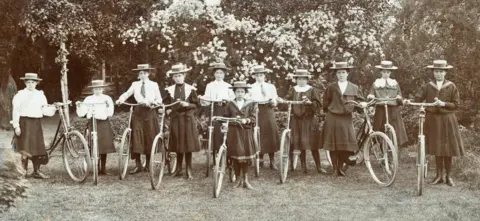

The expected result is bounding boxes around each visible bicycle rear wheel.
[213,145,227,198]
[417,135,426,196]
[253,127,261,177]
[279,130,290,183]
[364,131,398,187]
[62,130,90,183]
[150,134,166,190]
[118,129,131,180]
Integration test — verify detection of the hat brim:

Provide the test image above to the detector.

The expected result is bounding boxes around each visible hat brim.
[132,68,155,71]
[229,86,251,89]
[87,84,111,88]
[426,65,453,69]
[167,67,192,75]
[20,77,42,81]
[375,65,398,70]
[292,75,312,78]
[330,66,354,70]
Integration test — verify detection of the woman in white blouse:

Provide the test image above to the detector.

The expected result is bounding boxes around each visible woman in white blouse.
[248,65,280,170]
[115,64,163,174]
[11,73,56,179]
[76,80,115,175]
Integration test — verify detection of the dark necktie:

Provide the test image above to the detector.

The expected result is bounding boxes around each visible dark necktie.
[141,81,146,98]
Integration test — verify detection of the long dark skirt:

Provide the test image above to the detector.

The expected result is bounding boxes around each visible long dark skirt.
[17,117,47,157]
[372,105,408,147]
[291,116,318,150]
[425,112,465,157]
[320,112,358,152]
[258,105,280,154]
[226,125,256,163]
[169,114,201,153]
[130,106,160,158]
[87,119,116,154]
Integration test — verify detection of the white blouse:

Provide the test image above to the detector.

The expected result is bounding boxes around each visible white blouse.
[294,85,312,93]
[11,89,56,129]
[202,80,235,105]
[248,82,278,101]
[436,81,443,89]
[76,94,114,120]
[118,79,162,104]
[338,81,348,95]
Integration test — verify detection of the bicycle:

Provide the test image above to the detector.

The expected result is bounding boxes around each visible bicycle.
[251,100,272,177]
[77,101,108,185]
[370,97,401,151]
[149,101,182,190]
[404,100,437,196]
[212,116,244,198]
[46,101,90,183]
[345,100,398,187]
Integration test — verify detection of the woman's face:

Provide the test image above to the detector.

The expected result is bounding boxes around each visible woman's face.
[24,80,38,91]
[214,69,225,81]
[380,70,391,79]
[336,69,349,82]
[234,88,246,99]
[254,73,266,82]
[138,71,150,81]
[433,69,446,82]
[295,77,308,86]
[93,87,104,96]
[172,73,185,84]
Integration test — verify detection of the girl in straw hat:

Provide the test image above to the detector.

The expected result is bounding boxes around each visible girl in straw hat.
[11,73,56,179]
[224,81,257,189]
[405,60,464,187]
[279,69,326,174]
[76,80,116,175]
[164,63,201,180]
[367,61,408,147]
[320,62,367,176]
[248,65,280,170]
[116,64,163,174]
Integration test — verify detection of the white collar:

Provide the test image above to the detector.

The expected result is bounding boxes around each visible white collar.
[294,85,312,93]
[166,83,193,100]
[338,81,348,85]
[374,78,397,88]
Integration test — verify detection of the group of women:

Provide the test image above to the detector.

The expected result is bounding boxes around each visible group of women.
[11,59,464,189]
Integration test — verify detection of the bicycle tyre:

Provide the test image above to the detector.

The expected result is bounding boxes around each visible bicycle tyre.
[364,131,398,187]
[150,134,166,190]
[385,124,398,151]
[62,130,90,183]
[118,128,131,180]
[253,127,261,177]
[418,135,426,196]
[213,145,227,198]
[279,130,290,183]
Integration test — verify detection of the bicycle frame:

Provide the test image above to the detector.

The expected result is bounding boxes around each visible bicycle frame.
[47,101,73,155]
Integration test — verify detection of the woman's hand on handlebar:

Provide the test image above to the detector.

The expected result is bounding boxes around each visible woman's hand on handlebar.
[301,96,312,105]
[367,94,376,100]
[359,102,368,109]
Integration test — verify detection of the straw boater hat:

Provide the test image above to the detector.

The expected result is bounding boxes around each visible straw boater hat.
[229,81,251,89]
[208,62,231,71]
[330,61,354,70]
[20,73,42,81]
[132,64,155,71]
[292,69,313,78]
[375,60,398,70]
[166,63,192,76]
[251,65,271,74]
[87,80,110,88]
[426,60,453,69]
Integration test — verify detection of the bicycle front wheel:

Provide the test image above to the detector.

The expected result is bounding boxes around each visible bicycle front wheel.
[364,131,398,187]
[253,127,261,177]
[279,130,290,184]
[385,124,398,151]
[118,128,131,180]
[213,145,227,198]
[150,134,166,190]
[62,130,90,183]
[84,128,98,185]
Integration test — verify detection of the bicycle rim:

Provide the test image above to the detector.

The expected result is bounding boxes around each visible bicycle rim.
[62,130,90,183]
[118,129,131,180]
[279,130,290,183]
[213,146,226,198]
[150,135,166,190]
[364,132,398,187]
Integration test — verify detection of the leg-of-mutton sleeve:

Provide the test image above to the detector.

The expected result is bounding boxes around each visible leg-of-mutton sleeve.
[11,92,23,129]
[186,89,199,110]
[106,96,115,117]
[445,84,460,110]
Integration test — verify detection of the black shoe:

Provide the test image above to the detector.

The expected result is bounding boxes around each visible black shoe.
[129,166,143,174]
[429,176,444,185]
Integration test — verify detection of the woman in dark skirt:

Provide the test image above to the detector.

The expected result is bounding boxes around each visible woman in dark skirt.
[76,80,116,175]
[367,61,408,147]
[224,81,256,189]
[407,60,464,187]
[165,63,201,180]
[320,62,367,176]
[116,64,163,174]
[281,69,326,174]
[11,73,57,179]
[248,65,280,170]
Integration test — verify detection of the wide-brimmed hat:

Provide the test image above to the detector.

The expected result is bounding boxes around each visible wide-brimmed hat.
[292,69,313,78]
[229,81,251,89]
[132,64,155,71]
[426,60,453,69]
[330,61,354,70]
[375,60,398,70]
[166,63,192,76]
[251,65,271,74]
[208,62,231,72]
[87,80,110,88]
[20,73,42,81]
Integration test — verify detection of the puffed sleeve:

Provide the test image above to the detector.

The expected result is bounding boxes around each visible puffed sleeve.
[76,97,89,118]
[40,91,56,117]
[444,83,459,110]
[11,91,22,129]
[186,89,199,110]
[106,95,115,117]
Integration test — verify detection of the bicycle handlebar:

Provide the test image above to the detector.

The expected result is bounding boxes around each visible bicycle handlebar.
[277,100,308,105]
[52,100,72,107]
[345,99,376,107]
[150,101,183,109]
[404,102,438,107]
[199,97,227,103]
[212,116,245,123]
[76,101,108,106]
[118,102,141,106]
[251,99,272,105]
